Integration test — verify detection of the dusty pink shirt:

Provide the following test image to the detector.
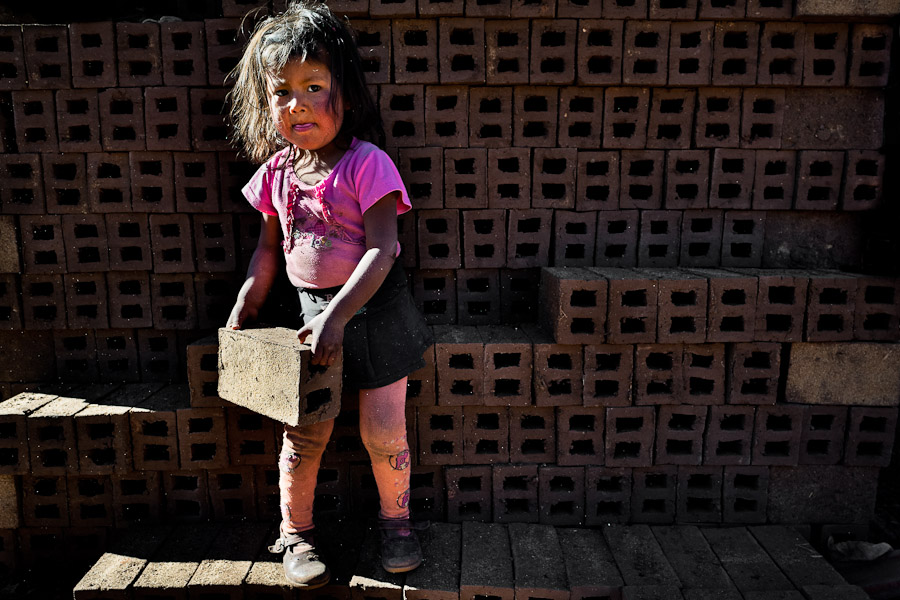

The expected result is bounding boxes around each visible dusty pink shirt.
[243,139,411,289]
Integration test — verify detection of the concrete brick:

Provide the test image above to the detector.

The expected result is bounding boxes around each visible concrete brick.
[112,470,163,525]
[746,0,791,16]
[513,86,558,148]
[459,521,514,600]
[67,475,115,528]
[20,274,65,330]
[408,343,437,407]
[539,267,607,345]
[556,407,604,466]
[621,150,664,210]
[0,25,26,90]
[844,406,897,467]
[727,342,780,405]
[606,406,655,467]
[160,21,207,86]
[685,343,727,404]
[130,151,175,215]
[752,270,809,341]
[436,19,484,85]
[753,405,803,466]
[753,150,795,210]
[723,466,769,524]
[93,329,139,382]
[22,474,69,528]
[116,21,161,86]
[189,87,229,151]
[538,466,585,526]
[148,213,194,272]
[638,211,681,268]
[193,214,235,273]
[392,20,438,85]
[204,18,242,87]
[529,20,576,86]
[804,270,857,341]
[130,384,189,471]
[656,405,707,465]
[577,19,624,86]
[604,87,650,149]
[418,405,464,465]
[492,464,539,523]
[741,89,785,150]
[106,271,151,328]
[20,214,63,275]
[175,405,228,471]
[601,267,659,344]
[501,268,540,324]
[404,522,461,600]
[23,25,71,89]
[507,209,552,268]
[11,90,58,154]
[206,467,257,521]
[186,334,222,408]
[509,523,569,600]
[712,22,759,86]
[853,276,900,340]
[56,89,101,152]
[418,209,462,270]
[351,20,390,85]
[435,325,483,404]
[623,20,670,86]
[676,466,722,523]
[795,151,844,211]
[41,152,88,214]
[161,470,211,521]
[722,212,765,268]
[481,325,533,406]
[767,465,878,524]
[86,152,132,212]
[604,0,648,16]
[424,87,467,149]
[782,88,883,150]
[652,525,730,588]
[758,23,804,87]
[28,392,95,476]
[552,211,597,268]
[751,525,846,589]
[558,87,603,148]
[445,148,486,209]
[509,406,555,463]
[678,211,722,269]
[487,148,529,208]
[106,212,151,270]
[484,20,527,84]
[635,344,683,406]
[849,24,892,87]
[446,465,492,522]
[605,524,679,582]
[413,269,457,325]
[138,330,182,382]
[174,151,220,213]
[218,152,255,214]
[533,147,576,209]
[577,151,619,212]
[705,405,755,465]
[666,152,710,210]
[843,149,884,211]
[0,274,22,330]
[144,86,192,151]
[463,406,509,464]
[803,23,848,87]
[98,86,145,151]
[702,527,793,593]
[527,327,582,407]
[669,21,713,86]
[695,88,741,149]
[798,405,846,465]
[583,344,634,407]
[596,211,639,267]
[53,330,98,382]
[194,272,237,330]
[586,467,632,526]
[1,152,45,214]
[656,269,709,344]
[61,214,108,273]
[559,527,624,599]
[710,149,754,210]
[761,211,865,270]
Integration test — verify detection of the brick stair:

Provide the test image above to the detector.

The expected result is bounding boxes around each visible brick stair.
[72,520,871,600]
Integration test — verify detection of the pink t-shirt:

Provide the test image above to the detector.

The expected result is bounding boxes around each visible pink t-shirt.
[242,139,412,289]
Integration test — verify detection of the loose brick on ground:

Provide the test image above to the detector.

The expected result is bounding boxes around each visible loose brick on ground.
[131,523,221,598]
[604,524,679,586]
[558,527,624,600]
[749,526,846,589]
[187,522,270,595]
[702,527,793,594]
[651,526,733,590]
[509,523,569,600]
[405,522,461,600]
[459,521,514,600]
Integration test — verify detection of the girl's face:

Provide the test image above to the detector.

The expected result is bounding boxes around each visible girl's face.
[267,56,344,154]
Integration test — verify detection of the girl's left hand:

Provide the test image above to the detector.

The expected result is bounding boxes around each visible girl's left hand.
[297,311,347,367]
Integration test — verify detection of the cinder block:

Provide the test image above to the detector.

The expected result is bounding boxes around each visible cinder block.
[803,23,848,87]
[150,273,197,330]
[459,521,514,600]
[315,462,351,519]
[41,152,88,214]
[22,474,69,527]
[758,23,804,87]
[849,24,892,87]
[690,268,757,341]
[666,151,710,210]
[655,269,708,344]
[438,19,484,84]
[95,329,141,382]
[604,0,648,17]
[695,88,741,148]
[767,465,878,524]
[463,406,509,464]
[86,152,132,212]
[679,211,722,268]
[500,268,540,324]
[795,150,844,211]
[799,405,846,465]
[753,405,803,466]
[556,407,604,466]
[445,465,491,522]
[678,345,729,404]
[596,211,639,267]
[106,271,152,328]
[162,470,211,521]
[606,406,655,467]
[753,150,795,210]
[116,22,161,86]
[741,88,785,150]
[160,21,207,86]
[753,270,808,342]
[804,270,857,341]
[603,87,650,149]
[583,344,634,407]
[21,274,66,330]
[130,384,189,472]
[0,153,44,216]
[194,273,237,330]
[407,343,437,407]
[174,151,220,213]
[723,466,769,523]
[585,467,632,525]
[392,20,438,85]
[418,209,462,270]
[445,148,487,209]
[176,406,228,470]
[712,22,759,86]
[782,88,883,150]
[623,20,670,86]
[484,20,527,85]
[854,275,900,340]
[189,87,229,151]
[492,464,539,523]
[509,407,555,463]
[631,466,677,523]
[710,149,754,210]
[23,25,71,89]
[149,213,194,273]
[0,25,26,90]
[507,209,552,268]
[577,19,623,86]
[137,330,181,382]
[20,214,64,274]
[844,406,897,467]
[204,18,242,87]
[112,470,163,525]
[727,342,780,405]
[54,330,99,382]
[486,148,529,209]
[0,274,22,330]
[602,267,659,344]
[509,0,555,16]
[669,21,713,86]
[144,86,192,151]
[28,391,94,476]
[412,269,457,325]
[186,334,222,408]
[786,343,900,404]
[842,150,884,211]
[192,214,235,273]
[481,326,532,406]
[656,405,708,465]
[513,86,558,148]
[434,325,483,405]
[11,90,58,154]
[418,405,463,465]
[558,87,603,148]
[527,326,583,407]
[621,150,664,210]
[98,86,145,151]
[420,0,463,15]
[67,475,114,527]
[635,344,684,405]
[537,466,585,527]
[61,214,109,273]
[533,147,576,209]
[217,152,255,214]
[721,211,765,268]
[638,211,681,267]
[424,86,467,148]
[539,267,607,345]
[352,19,390,85]
[457,269,501,326]
[0,392,58,475]
[529,20,577,86]
[705,405,755,465]
[746,0,791,16]
[676,466,723,523]
[55,89,101,152]
[207,467,257,520]
[576,151,619,211]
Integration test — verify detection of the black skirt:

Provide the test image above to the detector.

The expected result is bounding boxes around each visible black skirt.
[297,260,433,391]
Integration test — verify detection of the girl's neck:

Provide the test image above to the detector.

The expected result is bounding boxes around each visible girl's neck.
[291,140,350,186]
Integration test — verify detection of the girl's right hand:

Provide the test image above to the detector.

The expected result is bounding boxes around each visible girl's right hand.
[226,298,258,330]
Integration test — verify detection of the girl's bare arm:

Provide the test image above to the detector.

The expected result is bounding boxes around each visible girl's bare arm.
[226,213,283,329]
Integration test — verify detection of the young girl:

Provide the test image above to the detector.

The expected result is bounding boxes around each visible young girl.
[225,1,433,587]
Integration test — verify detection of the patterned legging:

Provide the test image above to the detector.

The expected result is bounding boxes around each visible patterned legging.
[278,377,410,534]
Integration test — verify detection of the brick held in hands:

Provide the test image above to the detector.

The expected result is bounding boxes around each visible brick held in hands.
[712,22,759,86]
[492,464,539,523]
[54,330,99,382]
[463,406,509,464]
[217,327,343,426]
[20,214,64,275]
[596,210,639,268]
[412,269,457,325]
[393,20,438,85]
[653,269,708,344]
[42,152,88,214]
[752,405,803,466]
[849,24,892,87]
[583,344,633,407]
[434,324,483,405]
[804,270,857,342]
[190,87,230,151]
[55,89,101,152]
[418,405,463,466]
[556,407,604,466]
[407,343,437,407]
[630,466,677,523]
[600,267,659,344]
[638,211,681,268]
[577,20,624,86]
[0,25,26,90]
[656,405,707,465]
[803,23,848,87]
[481,325,533,407]
[445,147,487,209]
[23,25,71,89]
[513,86,558,148]
[619,151,663,211]
[457,268,501,326]
[676,466,723,523]
[669,21,713,86]
[679,211,723,269]
[795,151,844,211]
[539,267,607,345]
[604,87,650,149]
[854,275,900,341]
[533,147,577,209]
[438,19,485,84]
[399,147,444,209]
[425,86,468,148]
[21,274,66,330]
[500,268,540,325]
[845,406,898,467]
[11,90,58,154]
[463,210,506,269]
[526,326,583,407]
[606,406,655,467]
[635,344,684,406]
[530,20,577,86]
[160,21,207,86]
[509,407,555,463]
[86,152,132,213]
[585,466,632,525]
[507,209,552,268]
[752,150,795,210]
[22,474,69,527]
[799,405,846,465]
[487,148,529,209]
[61,214,109,273]
[623,21,670,86]
[144,86,192,152]
[0,391,58,475]
[577,151,619,212]
[98,87,145,151]
[469,86,514,148]
[0,274,22,330]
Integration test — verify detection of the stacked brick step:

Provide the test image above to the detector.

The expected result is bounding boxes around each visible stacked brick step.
[73,521,871,599]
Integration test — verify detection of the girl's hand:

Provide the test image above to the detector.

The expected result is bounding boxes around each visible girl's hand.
[226,298,258,330]
[297,311,347,366]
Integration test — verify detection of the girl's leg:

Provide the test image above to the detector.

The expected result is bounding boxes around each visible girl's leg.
[279,418,334,534]
[358,377,411,520]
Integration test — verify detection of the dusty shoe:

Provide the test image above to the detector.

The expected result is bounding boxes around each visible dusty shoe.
[378,518,424,574]
[269,531,330,588]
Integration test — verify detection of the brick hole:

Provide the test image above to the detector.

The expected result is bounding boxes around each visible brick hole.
[452,55,475,72]
[549,379,573,395]
[769,59,794,75]
[767,286,795,305]
[714,440,741,456]
[863,312,892,330]
[613,96,639,113]
[763,441,790,456]
[818,287,848,305]
[634,32,660,49]
[705,124,730,139]
[589,56,613,74]
[691,353,714,369]
[587,185,610,201]
[423,277,447,292]
[503,499,531,514]
[191,442,217,461]
[649,220,668,235]
[522,439,545,454]
[30,281,55,296]
[157,124,178,138]
[659,126,683,141]
[741,378,769,395]
[109,99,134,115]
[680,32,701,48]
[541,31,566,47]
[633,60,658,74]
[217,473,242,490]
[570,290,597,308]
[689,243,710,257]
[466,277,490,292]
[172,474,198,491]
[449,354,473,370]
[860,416,887,433]
[430,414,455,431]
[806,439,830,455]
[620,317,645,333]
[503,475,529,491]
[690,377,715,395]
[188,417,213,434]
[721,158,745,174]
[494,353,521,369]
[690,217,712,232]
[521,415,545,429]
[566,222,588,236]
[518,217,541,233]
[723,32,748,49]
[616,416,643,433]
[719,414,746,430]
[766,414,793,431]
[666,413,695,430]
[571,318,595,335]
[861,35,887,51]
[721,59,747,75]
[854,185,877,201]
[403,30,428,46]
[424,218,448,234]
[808,160,833,177]
[613,123,636,138]
[731,220,754,235]
[614,442,641,458]
[458,476,483,492]
[595,353,621,370]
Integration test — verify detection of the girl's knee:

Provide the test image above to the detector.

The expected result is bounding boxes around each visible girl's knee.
[282,419,334,454]
[360,429,409,462]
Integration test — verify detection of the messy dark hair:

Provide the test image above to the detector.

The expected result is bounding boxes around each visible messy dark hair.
[227,0,383,164]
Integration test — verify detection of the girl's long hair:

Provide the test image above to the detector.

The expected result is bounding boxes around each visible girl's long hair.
[227,0,384,164]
